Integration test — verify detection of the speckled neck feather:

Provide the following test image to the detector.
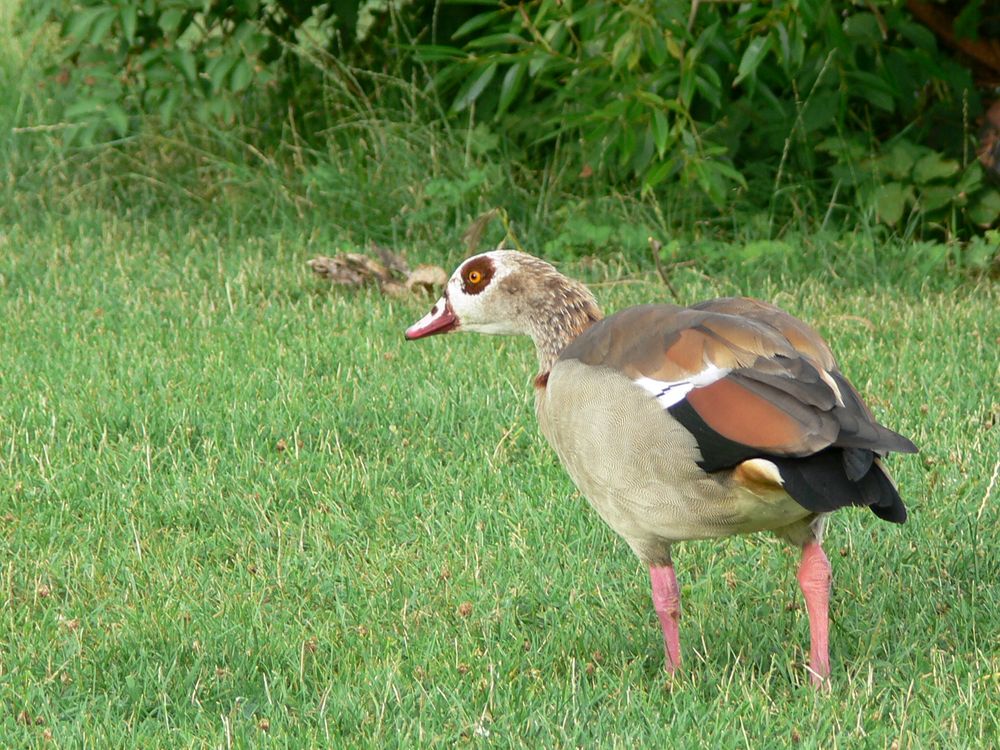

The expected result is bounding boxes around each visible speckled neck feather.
[497,254,604,372]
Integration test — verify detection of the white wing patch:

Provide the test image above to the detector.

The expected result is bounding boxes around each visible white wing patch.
[633,364,731,408]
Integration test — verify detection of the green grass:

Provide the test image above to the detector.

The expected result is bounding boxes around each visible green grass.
[0,211,997,747]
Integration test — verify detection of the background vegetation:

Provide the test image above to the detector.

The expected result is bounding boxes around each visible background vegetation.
[1,0,998,746]
[7,0,1000,263]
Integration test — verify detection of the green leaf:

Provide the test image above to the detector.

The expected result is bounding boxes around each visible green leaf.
[642,159,676,192]
[138,47,164,67]
[173,50,198,84]
[230,58,253,93]
[206,53,238,94]
[635,133,657,177]
[231,21,257,45]
[647,28,668,67]
[665,34,683,61]
[157,86,180,126]
[452,10,504,40]
[843,13,883,44]
[89,8,118,46]
[801,90,839,133]
[214,97,236,124]
[467,33,527,49]
[496,62,525,117]
[897,20,936,51]
[105,104,128,136]
[64,7,104,43]
[695,65,722,109]
[816,137,866,161]
[528,53,549,77]
[912,152,960,184]
[874,182,910,225]
[691,161,728,208]
[65,98,103,119]
[144,60,176,84]
[847,72,896,112]
[451,63,498,113]
[774,21,797,69]
[651,109,669,157]
[956,162,983,195]
[618,121,637,168]
[414,45,464,62]
[611,31,635,72]
[918,185,956,212]
[954,0,983,40]
[679,63,695,108]
[964,231,1000,269]
[543,20,567,52]
[635,90,668,108]
[159,8,185,36]
[968,189,1000,227]
[692,19,720,57]
[121,5,138,43]
[76,120,101,147]
[880,141,924,180]
[711,160,748,189]
[733,36,772,87]
[466,124,499,156]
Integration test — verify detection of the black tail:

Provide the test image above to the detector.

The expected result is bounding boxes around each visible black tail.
[771,449,908,524]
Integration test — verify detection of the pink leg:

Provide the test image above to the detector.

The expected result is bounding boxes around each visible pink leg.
[649,564,682,672]
[797,541,832,686]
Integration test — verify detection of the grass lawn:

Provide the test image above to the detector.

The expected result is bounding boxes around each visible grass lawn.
[0,210,997,747]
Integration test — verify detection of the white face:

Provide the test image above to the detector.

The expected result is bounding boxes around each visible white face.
[405,251,523,339]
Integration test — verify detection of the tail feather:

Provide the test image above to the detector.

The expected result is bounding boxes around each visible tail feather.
[867,459,907,523]
[772,449,908,524]
[841,447,874,481]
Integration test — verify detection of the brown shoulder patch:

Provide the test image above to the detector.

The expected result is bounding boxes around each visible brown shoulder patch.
[694,297,837,369]
[534,371,549,389]
[664,328,709,373]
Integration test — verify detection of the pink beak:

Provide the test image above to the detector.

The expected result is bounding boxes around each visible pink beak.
[405,297,458,339]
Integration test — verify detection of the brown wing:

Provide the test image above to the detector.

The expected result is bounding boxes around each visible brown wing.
[558,300,917,472]
[691,297,837,371]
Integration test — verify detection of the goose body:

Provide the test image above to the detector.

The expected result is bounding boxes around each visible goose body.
[405,250,917,685]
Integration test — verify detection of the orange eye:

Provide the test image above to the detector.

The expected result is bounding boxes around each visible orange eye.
[467,270,483,284]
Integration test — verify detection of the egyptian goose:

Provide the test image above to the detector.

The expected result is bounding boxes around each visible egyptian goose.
[405,250,917,685]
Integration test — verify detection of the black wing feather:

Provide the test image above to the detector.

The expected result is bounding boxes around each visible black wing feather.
[771,451,907,524]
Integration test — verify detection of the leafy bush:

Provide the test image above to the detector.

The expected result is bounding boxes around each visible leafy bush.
[16,0,1000,239]
[24,0,271,142]
[425,0,997,232]
[21,0,450,144]
[820,137,1000,233]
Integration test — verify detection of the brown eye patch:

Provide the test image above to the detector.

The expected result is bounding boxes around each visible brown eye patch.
[461,256,495,295]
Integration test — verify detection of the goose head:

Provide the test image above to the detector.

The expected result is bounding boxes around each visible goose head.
[405,250,603,370]
[405,250,527,339]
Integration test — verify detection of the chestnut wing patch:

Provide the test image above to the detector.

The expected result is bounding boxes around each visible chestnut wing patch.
[684,373,831,451]
[664,365,840,472]
[664,354,915,471]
